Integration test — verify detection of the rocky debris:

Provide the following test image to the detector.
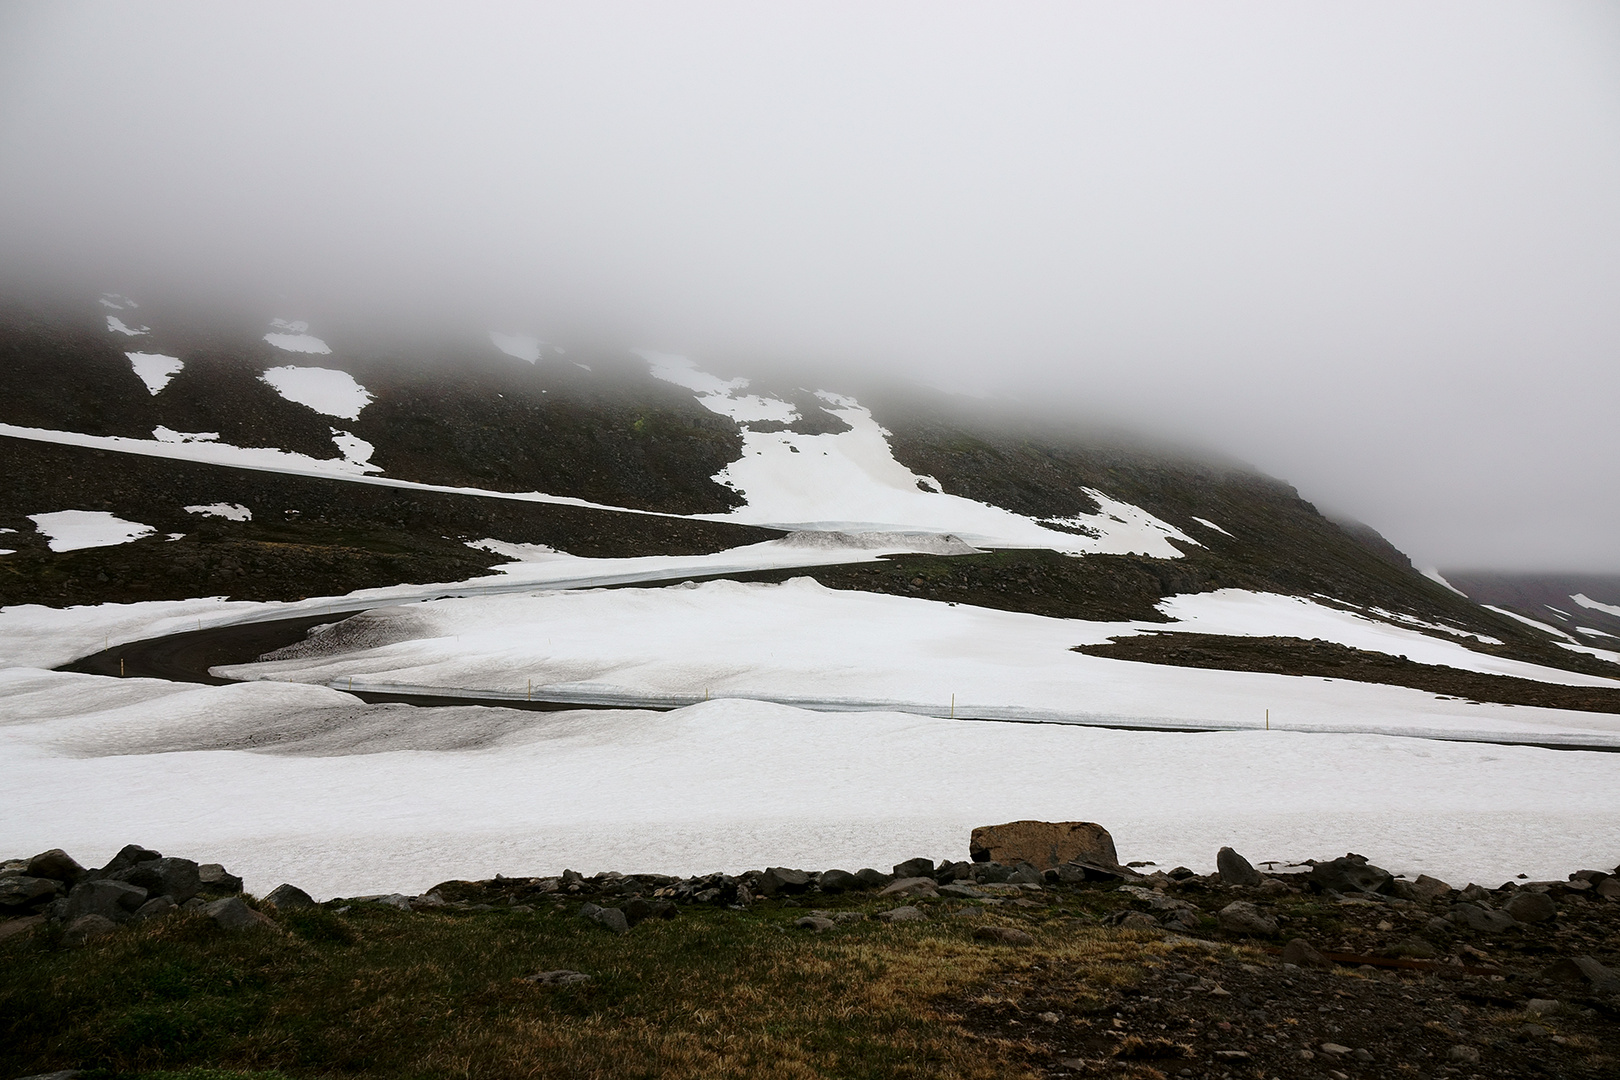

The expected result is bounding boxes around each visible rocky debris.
[1452,901,1519,933]
[1541,956,1620,997]
[969,820,1120,871]
[1282,937,1333,969]
[579,902,630,934]
[0,874,61,910]
[972,925,1034,945]
[264,883,316,909]
[132,895,178,921]
[1217,900,1278,936]
[1117,912,1160,931]
[64,913,118,941]
[795,915,836,931]
[62,879,148,924]
[111,856,202,904]
[96,844,163,879]
[623,897,676,925]
[25,849,85,883]
[524,970,591,986]
[1217,846,1262,887]
[204,897,273,931]
[879,876,939,898]
[0,914,45,942]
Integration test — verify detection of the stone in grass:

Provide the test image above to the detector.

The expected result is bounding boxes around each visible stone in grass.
[1504,890,1557,924]
[1216,847,1261,887]
[0,914,46,943]
[132,895,178,922]
[877,905,927,923]
[972,925,1034,946]
[66,913,119,941]
[204,897,274,931]
[1448,1045,1481,1064]
[1119,912,1161,932]
[795,915,835,932]
[12,1071,83,1080]
[1282,938,1333,969]
[26,849,85,883]
[264,883,316,910]
[1217,900,1278,936]
[818,869,861,892]
[374,894,413,911]
[525,970,591,987]
[756,867,810,896]
[879,877,939,898]
[579,902,630,934]
[62,880,147,923]
[853,868,892,888]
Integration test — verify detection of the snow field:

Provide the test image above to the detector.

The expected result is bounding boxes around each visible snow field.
[26,510,155,552]
[259,366,373,420]
[217,578,1620,745]
[4,677,1617,899]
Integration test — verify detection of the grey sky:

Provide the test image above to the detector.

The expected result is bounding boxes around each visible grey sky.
[3,2,1617,571]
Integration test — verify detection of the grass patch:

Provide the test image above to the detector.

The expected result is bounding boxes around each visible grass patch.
[0,900,1178,1080]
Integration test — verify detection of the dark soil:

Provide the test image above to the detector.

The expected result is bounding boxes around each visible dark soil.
[0,436,779,607]
[1073,633,1620,717]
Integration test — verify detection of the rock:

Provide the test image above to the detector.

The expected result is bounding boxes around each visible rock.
[876,905,926,923]
[132,895,178,921]
[1450,903,1518,933]
[114,857,202,904]
[579,902,629,934]
[1282,938,1333,969]
[1308,854,1391,895]
[1504,890,1557,924]
[794,915,835,931]
[1540,955,1620,995]
[1216,847,1261,887]
[375,893,413,911]
[879,876,939,898]
[204,897,273,930]
[0,914,46,942]
[854,868,892,888]
[1596,878,1620,899]
[1320,1042,1352,1055]
[1005,863,1045,886]
[1217,900,1278,936]
[972,925,1034,945]
[198,863,244,894]
[1524,998,1560,1015]
[65,913,118,941]
[939,882,987,899]
[1389,936,1439,960]
[624,897,676,925]
[0,874,61,909]
[1457,883,1491,903]
[26,849,85,883]
[818,869,861,892]
[1119,912,1160,931]
[953,906,986,919]
[62,879,147,923]
[1447,1045,1481,1064]
[94,844,162,879]
[757,867,810,896]
[969,820,1120,870]
[1410,873,1453,902]
[832,911,865,923]
[264,883,316,910]
[525,969,591,986]
[892,857,935,879]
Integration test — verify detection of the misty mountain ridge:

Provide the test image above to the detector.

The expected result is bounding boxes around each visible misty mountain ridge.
[2,296,1617,705]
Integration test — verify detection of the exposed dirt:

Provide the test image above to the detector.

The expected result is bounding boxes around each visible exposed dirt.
[1073,633,1620,717]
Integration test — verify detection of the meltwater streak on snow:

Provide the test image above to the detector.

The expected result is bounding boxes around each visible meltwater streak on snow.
[26,511,155,553]
[125,352,183,395]
[216,579,1620,745]
[5,681,1619,898]
[259,366,373,420]
[489,332,541,363]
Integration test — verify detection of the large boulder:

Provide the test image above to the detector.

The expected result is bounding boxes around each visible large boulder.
[198,864,244,894]
[264,883,316,910]
[1308,855,1392,896]
[756,867,811,896]
[969,821,1120,871]
[1409,874,1453,903]
[1504,890,1557,924]
[93,844,162,879]
[892,857,935,879]
[26,849,85,884]
[61,880,147,923]
[1541,956,1620,997]
[1450,903,1517,933]
[1217,900,1279,936]
[0,874,61,910]
[818,869,862,893]
[114,857,202,904]
[1217,847,1262,887]
[204,897,274,931]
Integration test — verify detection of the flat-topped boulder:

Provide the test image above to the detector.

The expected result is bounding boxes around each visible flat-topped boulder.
[969,820,1121,871]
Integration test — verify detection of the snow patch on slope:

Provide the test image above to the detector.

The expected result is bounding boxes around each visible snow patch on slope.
[1574,593,1620,620]
[260,366,373,420]
[1191,516,1233,537]
[106,316,148,336]
[185,503,251,522]
[126,352,183,395]
[264,319,332,355]
[489,332,542,363]
[642,350,798,423]
[28,510,155,552]
[1421,568,1468,596]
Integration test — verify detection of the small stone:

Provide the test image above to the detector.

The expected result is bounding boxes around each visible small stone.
[132,895,178,921]
[1351,1048,1373,1062]
[1213,1050,1249,1060]
[114,856,203,904]
[952,906,986,919]
[525,969,591,986]
[0,914,45,942]
[578,903,629,934]
[1038,1011,1061,1023]
[1447,1045,1480,1064]
[1119,911,1161,931]
[1450,902,1517,933]
[1282,938,1333,969]
[204,897,273,931]
[65,913,118,941]
[1518,1023,1548,1039]
[794,915,835,931]
[1217,900,1278,935]
[1524,998,1560,1015]
[876,905,926,923]
[264,883,316,910]
[1504,890,1557,924]
[1540,955,1620,995]
[1309,854,1392,895]
[25,849,85,883]
[1216,847,1261,887]
[939,882,987,899]
[1320,1042,1352,1055]
[832,911,865,923]
[854,868,892,888]
[973,925,1034,945]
